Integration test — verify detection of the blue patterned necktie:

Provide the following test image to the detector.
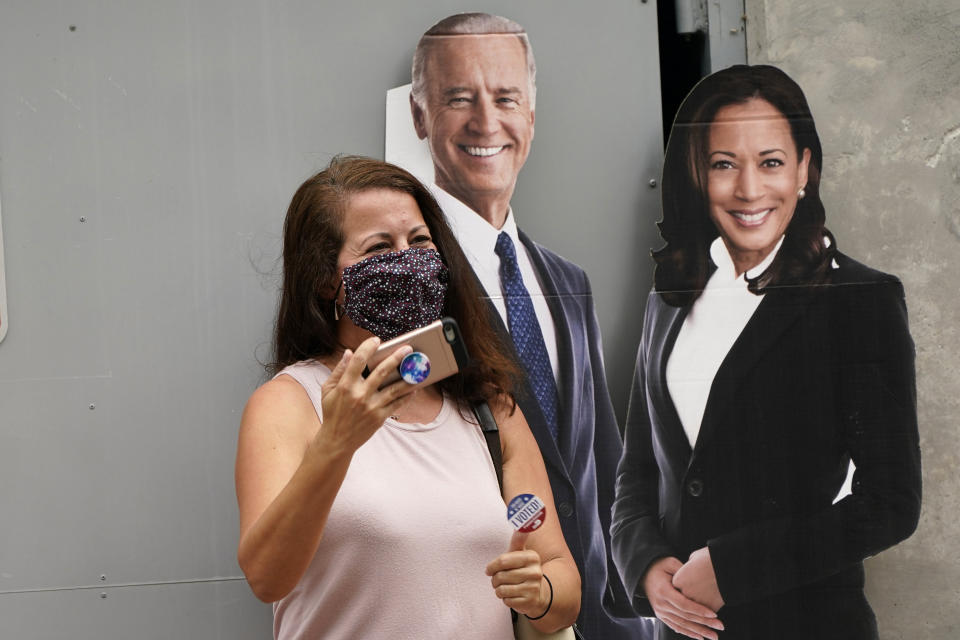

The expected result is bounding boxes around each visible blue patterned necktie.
[494,232,560,440]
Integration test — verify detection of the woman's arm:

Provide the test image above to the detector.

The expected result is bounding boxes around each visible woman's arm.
[612,303,724,639]
[235,338,415,602]
[484,399,580,633]
[610,338,676,604]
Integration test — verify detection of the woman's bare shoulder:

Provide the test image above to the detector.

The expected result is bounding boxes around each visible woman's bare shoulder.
[241,374,320,443]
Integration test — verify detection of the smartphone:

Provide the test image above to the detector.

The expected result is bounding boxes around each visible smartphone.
[362,317,469,389]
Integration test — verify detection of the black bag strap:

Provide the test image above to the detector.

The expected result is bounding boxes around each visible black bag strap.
[473,401,503,493]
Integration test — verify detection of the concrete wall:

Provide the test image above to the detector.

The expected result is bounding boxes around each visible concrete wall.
[745,1,960,637]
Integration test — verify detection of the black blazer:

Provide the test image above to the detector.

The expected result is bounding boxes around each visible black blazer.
[484,229,652,639]
[611,253,921,640]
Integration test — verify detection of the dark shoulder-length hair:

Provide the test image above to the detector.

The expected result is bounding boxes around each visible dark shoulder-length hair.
[654,64,837,306]
[271,155,518,408]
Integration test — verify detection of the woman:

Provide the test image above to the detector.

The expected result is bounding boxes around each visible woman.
[611,65,920,640]
[235,156,580,639]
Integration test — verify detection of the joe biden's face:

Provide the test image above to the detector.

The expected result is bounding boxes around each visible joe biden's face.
[412,34,534,216]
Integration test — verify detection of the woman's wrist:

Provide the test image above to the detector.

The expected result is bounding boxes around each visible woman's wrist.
[301,435,355,483]
[524,574,553,620]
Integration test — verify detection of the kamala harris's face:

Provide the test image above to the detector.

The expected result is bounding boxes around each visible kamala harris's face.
[706,98,810,275]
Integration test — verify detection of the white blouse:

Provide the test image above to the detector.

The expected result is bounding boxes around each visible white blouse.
[665,236,783,447]
[664,236,851,501]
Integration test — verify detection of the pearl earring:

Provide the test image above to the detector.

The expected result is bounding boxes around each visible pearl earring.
[798,187,806,199]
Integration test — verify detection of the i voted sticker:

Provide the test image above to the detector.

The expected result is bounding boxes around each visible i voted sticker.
[507,493,546,533]
[399,351,431,384]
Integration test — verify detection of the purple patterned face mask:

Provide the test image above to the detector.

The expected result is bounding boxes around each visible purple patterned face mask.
[341,247,449,340]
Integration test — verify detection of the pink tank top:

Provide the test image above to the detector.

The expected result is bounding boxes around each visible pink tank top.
[272,361,515,640]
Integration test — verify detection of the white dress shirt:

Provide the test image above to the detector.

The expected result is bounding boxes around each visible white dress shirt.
[666,236,784,448]
[429,185,560,383]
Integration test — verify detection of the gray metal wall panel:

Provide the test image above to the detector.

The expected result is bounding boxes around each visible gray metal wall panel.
[707,0,747,70]
[0,0,662,634]
[0,580,271,640]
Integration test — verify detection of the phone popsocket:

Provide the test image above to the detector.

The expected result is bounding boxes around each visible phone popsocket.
[507,493,547,533]
[399,351,431,384]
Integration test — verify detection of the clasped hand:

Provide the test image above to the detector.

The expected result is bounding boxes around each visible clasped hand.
[644,548,725,640]
[314,337,417,457]
[485,531,549,618]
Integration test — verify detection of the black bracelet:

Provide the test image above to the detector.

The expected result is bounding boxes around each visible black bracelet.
[524,574,553,621]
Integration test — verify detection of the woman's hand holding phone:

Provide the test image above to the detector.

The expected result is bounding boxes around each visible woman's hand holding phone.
[313,337,418,458]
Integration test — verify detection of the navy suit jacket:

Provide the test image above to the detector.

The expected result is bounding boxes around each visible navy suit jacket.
[483,229,653,639]
[611,254,921,640]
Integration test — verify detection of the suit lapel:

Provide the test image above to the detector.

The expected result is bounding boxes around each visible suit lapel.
[647,295,695,469]
[694,284,814,454]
